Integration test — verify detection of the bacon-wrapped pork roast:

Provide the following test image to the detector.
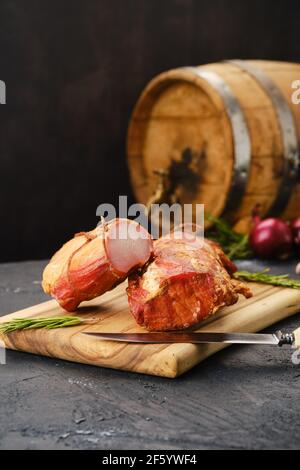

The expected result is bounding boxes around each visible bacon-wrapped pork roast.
[42,219,153,311]
[127,231,252,331]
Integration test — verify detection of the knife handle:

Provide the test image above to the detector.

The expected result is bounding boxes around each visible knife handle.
[294,327,300,348]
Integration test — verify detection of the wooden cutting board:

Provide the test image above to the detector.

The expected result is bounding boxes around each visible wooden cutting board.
[1,282,300,378]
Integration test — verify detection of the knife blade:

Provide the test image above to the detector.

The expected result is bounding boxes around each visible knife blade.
[83,331,295,346]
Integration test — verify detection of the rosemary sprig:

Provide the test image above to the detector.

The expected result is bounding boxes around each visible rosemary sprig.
[206,214,252,260]
[235,269,300,289]
[227,234,251,260]
[0,316,83,334]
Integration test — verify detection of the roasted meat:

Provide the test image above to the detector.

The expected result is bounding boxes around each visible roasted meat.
[42,218,153,311]
[127,231,252,331]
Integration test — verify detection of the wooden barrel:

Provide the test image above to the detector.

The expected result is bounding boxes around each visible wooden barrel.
[127,60,300,232]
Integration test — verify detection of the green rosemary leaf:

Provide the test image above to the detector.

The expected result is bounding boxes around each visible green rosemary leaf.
[235,269,300,289]
[206,213,252,260]
[0,316,83,334]
[227,234,251,260]
[206,214,241,242]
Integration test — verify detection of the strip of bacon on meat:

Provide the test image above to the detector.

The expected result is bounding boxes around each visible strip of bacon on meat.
[42,218,153,311]
[127,231,252,331]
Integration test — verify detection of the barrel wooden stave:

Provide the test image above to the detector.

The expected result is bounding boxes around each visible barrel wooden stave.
[127,60,300,232]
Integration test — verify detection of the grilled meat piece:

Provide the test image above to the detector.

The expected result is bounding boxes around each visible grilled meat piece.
[127,232,252,331]
[43,218,153,311]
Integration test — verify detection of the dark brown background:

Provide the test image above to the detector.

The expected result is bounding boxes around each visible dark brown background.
[0,0,299,261]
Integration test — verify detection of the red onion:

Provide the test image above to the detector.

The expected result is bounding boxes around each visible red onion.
[250,215,293,260]
[291,217,300,248]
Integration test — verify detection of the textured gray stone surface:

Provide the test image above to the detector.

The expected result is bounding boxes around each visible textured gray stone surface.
[0,260,299,450]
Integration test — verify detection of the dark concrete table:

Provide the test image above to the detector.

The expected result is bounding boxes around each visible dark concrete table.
[0,260,299,450]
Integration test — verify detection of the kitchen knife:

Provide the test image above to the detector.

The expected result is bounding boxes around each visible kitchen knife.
[83,329,300,347]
